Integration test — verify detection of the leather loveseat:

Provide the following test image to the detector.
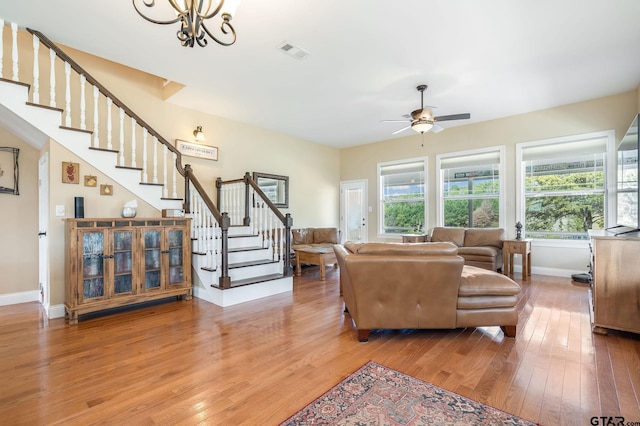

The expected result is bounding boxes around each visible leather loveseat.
[333,241,520,342]
[291,227,340,251]
[429,227,505,271]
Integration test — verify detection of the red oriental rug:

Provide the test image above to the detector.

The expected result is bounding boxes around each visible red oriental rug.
[280,361,537,426]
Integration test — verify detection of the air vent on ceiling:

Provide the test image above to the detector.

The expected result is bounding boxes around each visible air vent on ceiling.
[276,41,310,61]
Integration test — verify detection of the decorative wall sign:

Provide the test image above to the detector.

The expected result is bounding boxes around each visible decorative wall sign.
[176,139,218,161]
[62,161,80,184]
[100,184,113,195]
[0,147,19,195]
[84,175,97,187]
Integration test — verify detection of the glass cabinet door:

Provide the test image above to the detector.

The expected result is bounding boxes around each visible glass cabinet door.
[167,228,185,286]
[80,230,106,301]
[112,230,134,295]
[142,229,162,291]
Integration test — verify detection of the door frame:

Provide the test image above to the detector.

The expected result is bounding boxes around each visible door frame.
[339,179,368,243]
[38,152,50,312]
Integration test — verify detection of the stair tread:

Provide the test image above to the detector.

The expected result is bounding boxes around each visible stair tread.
[213,273,288,289]
[229,259,278,269]
[229,245,266,253]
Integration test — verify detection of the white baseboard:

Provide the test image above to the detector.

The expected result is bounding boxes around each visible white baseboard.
[47,304,66,319]
[516,266,586,278]
[0,290,40,306]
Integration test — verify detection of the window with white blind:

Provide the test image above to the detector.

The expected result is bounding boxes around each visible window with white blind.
[516,131,615,241]
[378,157,427,236]
[437,147,505,228]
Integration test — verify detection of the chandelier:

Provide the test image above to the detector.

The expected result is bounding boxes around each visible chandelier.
[132,0,240,48]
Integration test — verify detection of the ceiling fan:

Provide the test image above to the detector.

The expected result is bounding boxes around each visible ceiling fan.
[382,84,471,135]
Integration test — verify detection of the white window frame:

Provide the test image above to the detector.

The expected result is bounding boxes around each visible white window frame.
[377,156,428,238]
[515,130,616,248]
[436,146,506,228]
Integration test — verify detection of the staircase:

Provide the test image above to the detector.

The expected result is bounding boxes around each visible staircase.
[0,19,292,309]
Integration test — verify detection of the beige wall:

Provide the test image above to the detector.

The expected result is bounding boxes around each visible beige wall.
[340,90,638,272]
[0,128,39,294]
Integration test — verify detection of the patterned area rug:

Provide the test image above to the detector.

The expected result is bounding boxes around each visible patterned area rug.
[281,361,536,426]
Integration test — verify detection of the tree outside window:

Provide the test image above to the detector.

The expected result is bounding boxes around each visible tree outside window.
[379,159,427,235]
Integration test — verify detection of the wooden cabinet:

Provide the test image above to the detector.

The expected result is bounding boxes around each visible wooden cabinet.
[65,218,192,324]
[589,230,640,335]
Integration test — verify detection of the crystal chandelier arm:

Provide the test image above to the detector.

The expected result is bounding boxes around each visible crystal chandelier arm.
[132,0,182,25]
[201,19,237,46]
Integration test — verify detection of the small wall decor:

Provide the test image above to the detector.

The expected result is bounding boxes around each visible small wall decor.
[176,139,218,161]
[84,175,97,187]
[100,184,113,195]
[62,161,80,184]
[253,172,289,208]
[0,147,19,195]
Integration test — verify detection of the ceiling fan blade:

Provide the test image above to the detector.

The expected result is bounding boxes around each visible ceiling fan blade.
[431,124,445,133]
[392,125,411,135]
[434,113,471,122]
[381,120,411,123]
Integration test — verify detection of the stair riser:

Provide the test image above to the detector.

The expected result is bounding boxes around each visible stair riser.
[228,249,273,263]
[229,262,281,281]
[229,236,264,249]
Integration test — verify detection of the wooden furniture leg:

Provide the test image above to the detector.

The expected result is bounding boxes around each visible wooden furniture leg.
[501,325,517,338]
[319,254,326,280]
[295,255,301,276]
[503,251,509,275]
[357,329,371,342]
[522,252,528,281]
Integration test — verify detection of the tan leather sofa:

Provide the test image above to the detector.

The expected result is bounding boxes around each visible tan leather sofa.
[430,227,504,271]
[291,227,340,251]
[334,241,520,342]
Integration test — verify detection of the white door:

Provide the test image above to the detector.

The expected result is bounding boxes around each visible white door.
[38,153,50,310]
[340,180,368,243]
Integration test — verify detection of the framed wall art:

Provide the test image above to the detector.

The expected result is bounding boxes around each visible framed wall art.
[176,139,218,161]
[62,161,80,184]
[0,147,19,195]
[84,175,97,187]
[100,184,113,195]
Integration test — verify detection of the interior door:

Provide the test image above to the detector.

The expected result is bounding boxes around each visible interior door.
[38,153,49,308]
[340,180,368,243]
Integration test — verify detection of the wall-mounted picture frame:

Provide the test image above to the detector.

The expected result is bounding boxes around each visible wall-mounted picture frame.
[176,139,218,161]
[100,184,113,195]
[0,147,19,195]
[62,161,80,184]
[84,175,97,187]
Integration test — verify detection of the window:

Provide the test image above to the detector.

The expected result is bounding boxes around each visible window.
[437,147,504,228]
[516,131,615,241]
[378,157,427,236]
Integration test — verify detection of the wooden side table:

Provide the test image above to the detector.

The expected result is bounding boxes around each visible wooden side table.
[402,234,427,243]
[503,239,531,280]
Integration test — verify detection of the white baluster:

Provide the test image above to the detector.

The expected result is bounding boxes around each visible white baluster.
[79,75,86,129]
[64,62,71,126]
[0,19,4,79]
[172,151,177,198]
[199,197,205,254]
[11,23,18,81]
[152,136,159,184]
[206,212,213,269]
[92,86,99,147]
[106,98,113,150]
[163,144,168,198]
[119,109,125,166]
[49,49,56,107]
[32,34,40,104]
[142,128,148,182]
[130,118,137,168]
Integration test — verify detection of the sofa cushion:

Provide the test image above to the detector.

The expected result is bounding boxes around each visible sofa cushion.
[457,295,519,310]
[430,227,465,247]
[458,265,520,296]
[457,246,501,262]
[463,228,504,249]
[313,227,339,244]
[344,241,459,256]
[292,228,314,245]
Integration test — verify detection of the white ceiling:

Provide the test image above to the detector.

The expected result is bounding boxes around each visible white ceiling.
[2,1,640,148]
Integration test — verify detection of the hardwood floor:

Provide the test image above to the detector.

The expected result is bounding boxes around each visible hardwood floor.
[1,267,639,425]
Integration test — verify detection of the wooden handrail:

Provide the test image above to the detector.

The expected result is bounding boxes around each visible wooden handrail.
[26,28,185,176]
[184,165,222,221]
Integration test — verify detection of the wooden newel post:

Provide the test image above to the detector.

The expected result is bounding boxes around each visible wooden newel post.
[243,172,251,226]
[219,212,231,289]
[215,177,223,212]
[284,213,293,276]
[183,164,192,213]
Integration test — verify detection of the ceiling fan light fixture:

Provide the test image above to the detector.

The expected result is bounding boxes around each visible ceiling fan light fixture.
[412,120,433,134]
